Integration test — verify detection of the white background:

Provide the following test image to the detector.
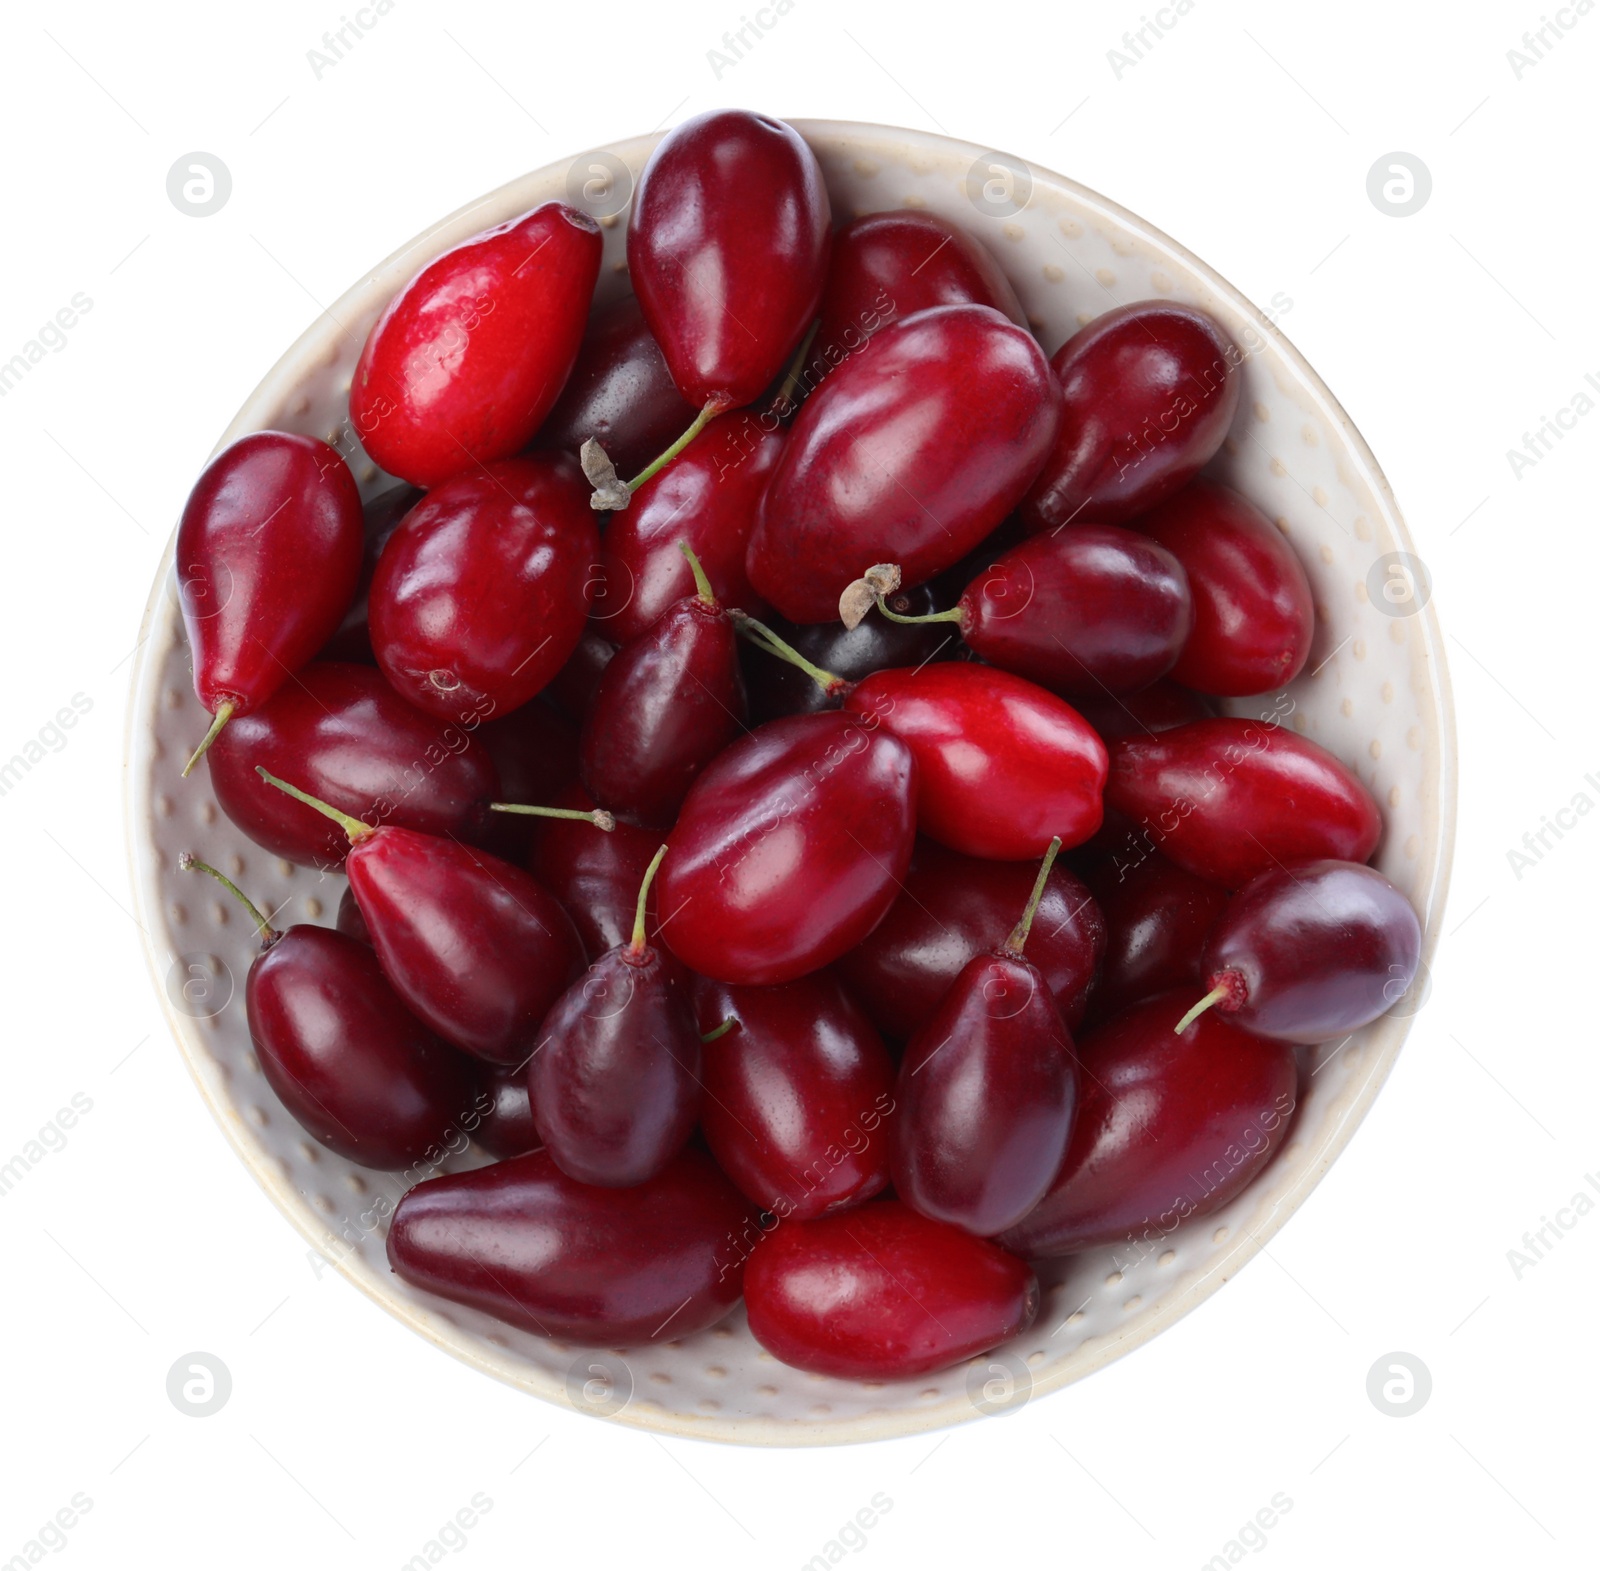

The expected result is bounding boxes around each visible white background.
[1,0,1595,1566]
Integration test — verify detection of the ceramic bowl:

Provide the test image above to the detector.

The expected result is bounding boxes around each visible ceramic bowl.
[124,120,1456,1446]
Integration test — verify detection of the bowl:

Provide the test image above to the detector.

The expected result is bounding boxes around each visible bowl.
[124,120,1456,1446]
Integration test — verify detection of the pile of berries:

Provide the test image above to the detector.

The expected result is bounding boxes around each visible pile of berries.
[171,111,1420,1381]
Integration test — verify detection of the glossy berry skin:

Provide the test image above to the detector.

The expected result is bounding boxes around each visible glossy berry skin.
[579,597,746,827]
[351,202,602,487]
[845,665,1107,860]
[1137,479,1315,697]
[744,1201,1039,1379]
[893,950,1078,1236]
[320,482,421,664]
[475,1065,542,1160]
[691,971,896,1220]
[537,294,698,476]
[1021,301,1240,533]
[1106,717,1383,888]
[1077,679,1213,743]
[746,305,1060,622]
[246,925,480,1170]
[177,432,363,724]
[657,713,917,986]
[630,110,830,410]
[952,524,1193,700]
[840,840,1104,1039]
[530,941,702,1188]
[1199,860,1422,1044]
[743,585,952,724]
[528,786,663,959]
[812,211,1024,370]
[998,992,1297,1259]
[1086,852,1229,1020]
[207,663,499,867]
[387,1147,757,1342]
[369,454,597,722]
[589,412,783,643]
[346,828,583,1066]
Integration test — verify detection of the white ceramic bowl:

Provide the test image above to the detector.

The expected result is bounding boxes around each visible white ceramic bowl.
[124,121,1456,1446]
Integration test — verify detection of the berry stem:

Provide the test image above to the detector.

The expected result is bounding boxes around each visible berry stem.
[181,701,235,778]
[678,540,717,607]
[765,319,820,418]
[490,802,615,831]
[255,767,374,844]
[626,400,722,493]
[729,610,848,695]
[629,844,669,957]
[1004,837,1063,957]
[178,851,277,945]
[700,1017,738,1045]
[1174,984,1232,1035]
[874,594,962,628]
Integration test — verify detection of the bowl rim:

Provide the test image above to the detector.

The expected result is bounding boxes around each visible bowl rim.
[122,116,1458,1448]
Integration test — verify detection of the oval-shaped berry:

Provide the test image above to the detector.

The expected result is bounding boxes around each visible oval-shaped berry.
[1137,479,1315,697]
[1021,301,1240,532]
[388,1148,758,1342]
[369,453,597,723]
[206,663,499,867]
[745,305,1060,623]
[844,665,1107,860]
[531,943,701,1188]
[656,713,917,985]
[998,992,1297,1259]
[347,829,584,1066]
[892,950,1078,1236]
[744,1202,1039,1379]
[351,202,602,486]
[629,110,831,410]
[955,524,1193,700]
[579,598,746,827]
[1197,859,1423,1043]
[177,431,363,730]
[692,970,897,1220]
[1105,717,1382,887]
[247,925,481,1170]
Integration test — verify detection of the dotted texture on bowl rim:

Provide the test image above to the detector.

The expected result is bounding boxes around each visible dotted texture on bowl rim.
[124,122,1455,1447]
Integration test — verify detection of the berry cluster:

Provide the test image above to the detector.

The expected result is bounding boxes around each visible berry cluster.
[171,111,1420,1382]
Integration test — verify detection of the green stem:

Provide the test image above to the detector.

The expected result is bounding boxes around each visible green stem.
[767,319,821,416]
[678,540,716,607]
[490,802,615,831]
[700,1017,738,1045]
[178,851,277,944]
[875,594,963,628]
[181,701,235,778]
[1174,984,1231,1035]
[1005,837,1063,957]
[729,610,847,694]
[626,400,722,492]
[630,844,669,956]
[255,767,374,844]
